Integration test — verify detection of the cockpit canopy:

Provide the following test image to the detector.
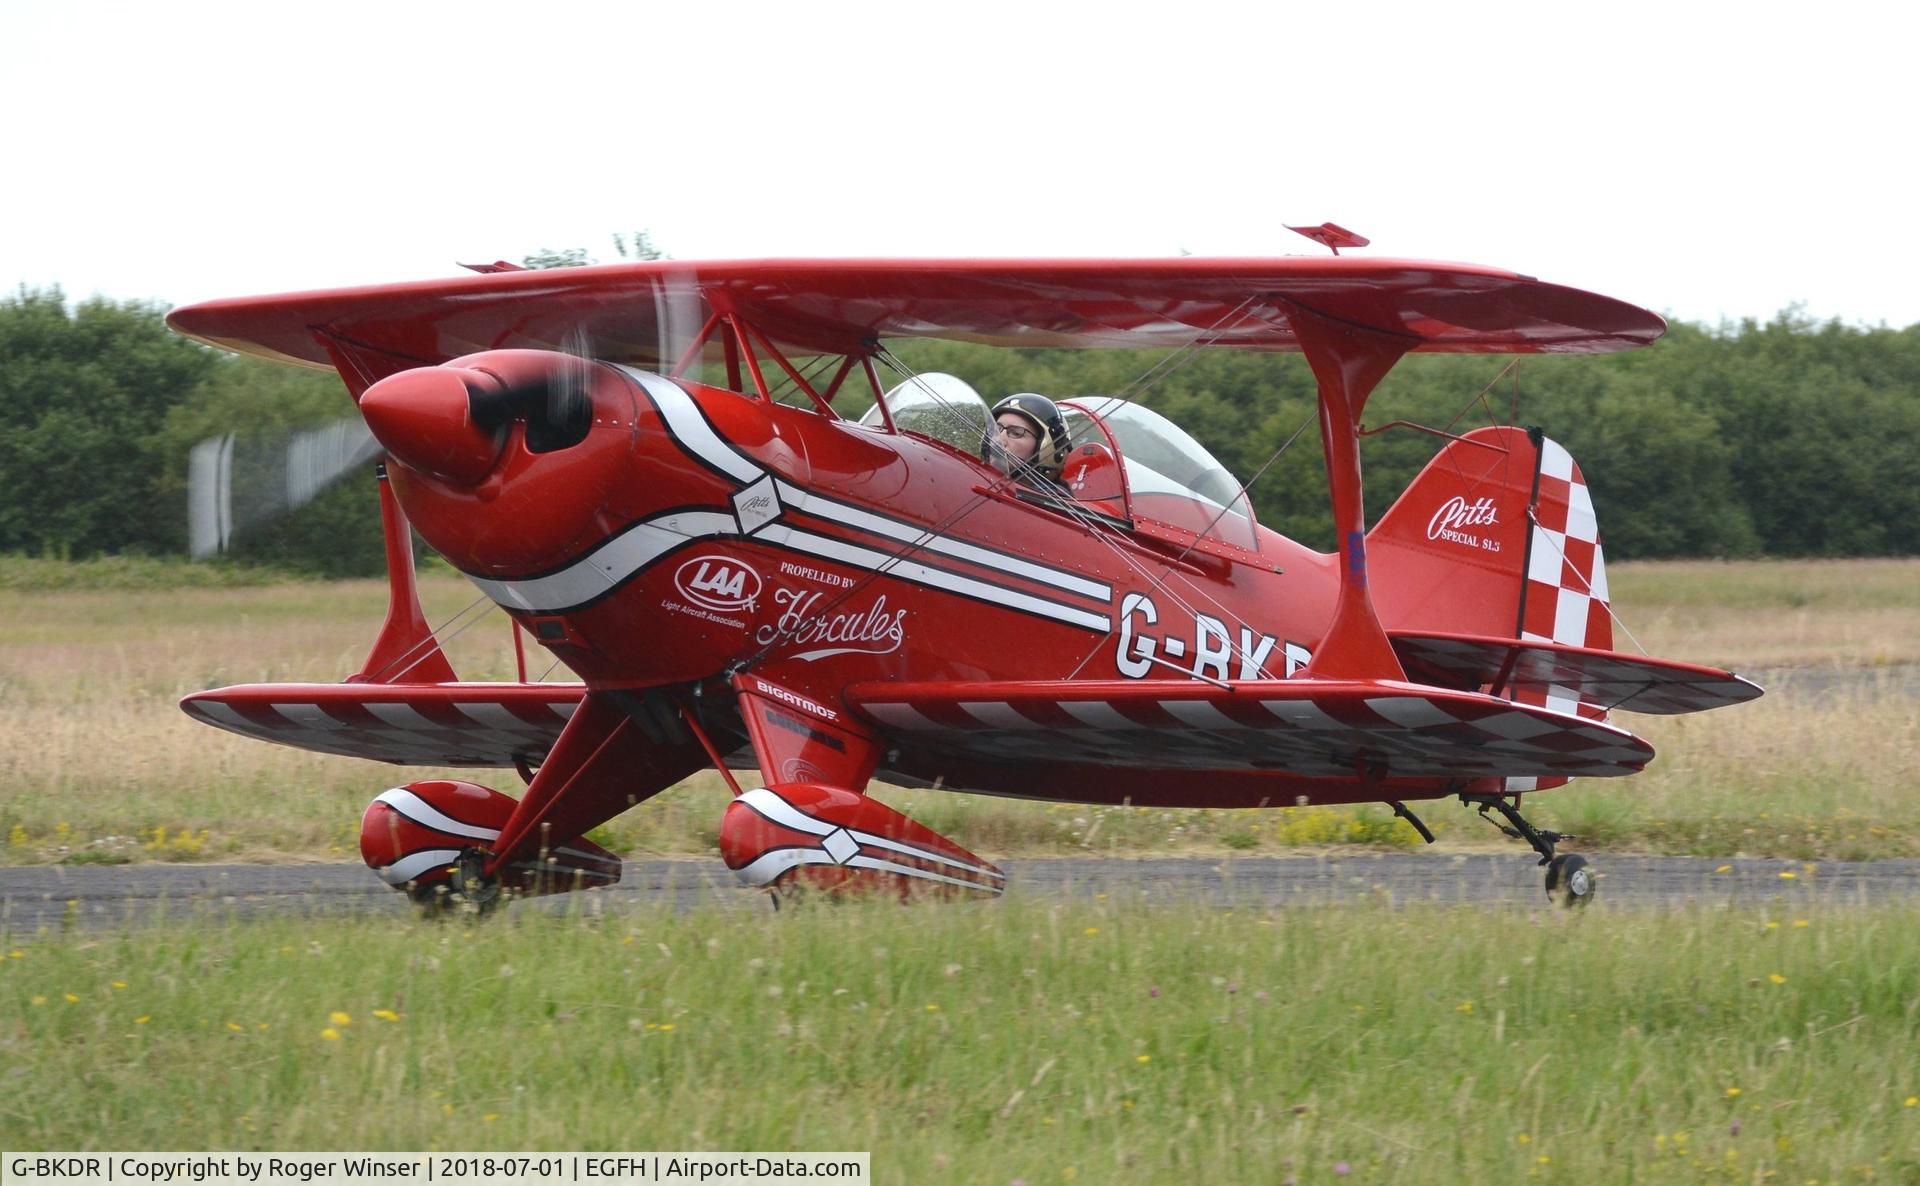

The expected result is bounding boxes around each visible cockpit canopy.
[859,373,1257,551]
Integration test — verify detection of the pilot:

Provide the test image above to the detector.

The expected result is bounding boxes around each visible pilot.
[985,393,1070,491]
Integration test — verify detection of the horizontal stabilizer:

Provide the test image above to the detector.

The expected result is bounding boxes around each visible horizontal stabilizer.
[181,683,584,766]
[1389,632,1763,715]
[847,678,1654,780]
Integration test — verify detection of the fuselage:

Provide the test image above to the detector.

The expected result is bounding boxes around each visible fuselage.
[386,361,1343,761]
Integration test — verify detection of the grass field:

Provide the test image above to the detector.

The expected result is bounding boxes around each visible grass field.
[3,895,1917,1181]
[0,557,1915,866]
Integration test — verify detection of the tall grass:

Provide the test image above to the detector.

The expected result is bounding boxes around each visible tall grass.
[1,559,1915,866]
[2,896,1916,1182]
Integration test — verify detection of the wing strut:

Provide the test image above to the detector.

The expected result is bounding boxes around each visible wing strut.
[1284,302,1415,681]
[350,465,458,684]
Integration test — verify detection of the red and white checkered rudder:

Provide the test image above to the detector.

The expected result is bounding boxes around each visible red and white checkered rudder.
[1502,435,1613,799]
[1519,436,1612,657]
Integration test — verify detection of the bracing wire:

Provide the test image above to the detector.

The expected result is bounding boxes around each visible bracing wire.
[364,592,496,682]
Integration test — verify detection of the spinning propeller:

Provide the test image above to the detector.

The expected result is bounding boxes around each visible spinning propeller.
[187,256,710,559]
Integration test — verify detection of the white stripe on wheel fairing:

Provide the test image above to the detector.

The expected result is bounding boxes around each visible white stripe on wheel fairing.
[735,787,1004,882]
[374,788,502,842]
[377,848,462,886]
[736,788,838,838]
[730,846,1002,893]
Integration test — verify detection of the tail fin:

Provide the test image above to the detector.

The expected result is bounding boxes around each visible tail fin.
[1368,425,1611,652]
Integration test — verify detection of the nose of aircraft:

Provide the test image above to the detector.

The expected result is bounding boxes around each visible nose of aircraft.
[356,350,640,575]
[358,366,507,485]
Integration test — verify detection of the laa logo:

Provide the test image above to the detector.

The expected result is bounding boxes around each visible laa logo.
[673,555,762,613]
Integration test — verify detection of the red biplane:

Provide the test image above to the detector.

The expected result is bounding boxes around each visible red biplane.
[168,242,1760,910]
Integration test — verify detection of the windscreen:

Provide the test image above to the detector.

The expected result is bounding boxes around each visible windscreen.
[1068,397,1257,549]
[859,372,991,454]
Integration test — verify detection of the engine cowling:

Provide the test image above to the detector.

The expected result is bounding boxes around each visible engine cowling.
[358,350,641,574]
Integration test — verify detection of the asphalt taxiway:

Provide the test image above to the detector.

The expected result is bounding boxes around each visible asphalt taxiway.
[3,854,1916,932]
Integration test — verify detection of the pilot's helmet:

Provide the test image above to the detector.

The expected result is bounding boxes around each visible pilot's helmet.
[985,393,1070,478]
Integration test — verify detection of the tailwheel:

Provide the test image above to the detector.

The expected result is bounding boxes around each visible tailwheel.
[1545,853,1596,908]
[1461,792,1596,907]
[409,848,503,920]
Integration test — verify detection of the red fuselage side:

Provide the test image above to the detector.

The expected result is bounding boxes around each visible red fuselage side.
[387,361,1357,804]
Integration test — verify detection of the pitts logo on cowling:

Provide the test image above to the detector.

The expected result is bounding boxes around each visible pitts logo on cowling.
[1115,593,1309,681]
[1426,495,1503,552]
[674,555,762,613]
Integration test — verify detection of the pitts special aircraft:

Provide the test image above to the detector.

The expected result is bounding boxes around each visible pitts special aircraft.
[169,235,1760,910]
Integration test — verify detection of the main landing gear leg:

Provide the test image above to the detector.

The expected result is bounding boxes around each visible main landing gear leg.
[1460,794,1595,908]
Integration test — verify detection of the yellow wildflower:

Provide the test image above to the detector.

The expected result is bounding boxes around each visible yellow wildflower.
[1778,871,1797,880]
[111,980,127,989]
[1793,919,1810,928]
[1135,1055,1151,1064]
[226,1023,244,1033]
[1727,1087,1742,1097]
[329,1011,352,1026]
[373,1009,400,1022]
[135,1015,150,1025]
[63,993,79,1003]
[657,1023,675,1032]
[1769,973,1787,985]
[1516,1134,1531,1145]
[320,1027,341,1041]
[1083,927,1099,935]
[1714,865,1732,874]
[1457,1001,1476,1014]
[1904,1097,1917,1108]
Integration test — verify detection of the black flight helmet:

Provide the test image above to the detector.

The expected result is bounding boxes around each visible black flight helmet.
[985,393,1070,478]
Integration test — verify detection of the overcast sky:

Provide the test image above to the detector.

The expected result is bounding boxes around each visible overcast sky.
[7,0,1915,329]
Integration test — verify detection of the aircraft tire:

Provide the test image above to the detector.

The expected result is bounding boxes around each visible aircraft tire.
[1545,852,1596,908]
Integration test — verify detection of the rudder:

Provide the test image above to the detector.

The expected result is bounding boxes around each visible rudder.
[1367,425,1612,654]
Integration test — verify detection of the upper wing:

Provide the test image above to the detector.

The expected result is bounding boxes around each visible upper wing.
[166,257,1665,377]
[182,682,583,766]
[845,677,1654,780]
[1389,631,1764,715]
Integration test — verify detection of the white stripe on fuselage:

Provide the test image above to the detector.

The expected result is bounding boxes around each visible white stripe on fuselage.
[462,369,1112,628]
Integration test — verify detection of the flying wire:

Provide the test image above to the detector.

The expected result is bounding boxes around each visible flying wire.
[362,592,496,682]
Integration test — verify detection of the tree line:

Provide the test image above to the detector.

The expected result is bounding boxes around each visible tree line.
[2,284,1915,576]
